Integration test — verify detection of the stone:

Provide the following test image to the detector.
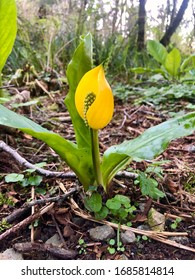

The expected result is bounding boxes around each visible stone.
[169,236,189,245]
[89,225,115,241]
[0,248,23,260]
[137,224,150,231]
[117,254,129,260]
[148,208,165,231]
[46,233,62,246]
[120,230,136,244]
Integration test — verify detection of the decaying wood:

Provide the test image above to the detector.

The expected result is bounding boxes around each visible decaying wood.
[13,242,77,259]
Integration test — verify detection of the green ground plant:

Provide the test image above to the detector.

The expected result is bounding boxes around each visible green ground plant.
[170,217,182,230]
[131,40,195,82]
[0,192,15,206]
[0,219,11,232]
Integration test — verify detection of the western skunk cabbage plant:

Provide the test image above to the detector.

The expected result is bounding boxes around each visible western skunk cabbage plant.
[0,34,195,197]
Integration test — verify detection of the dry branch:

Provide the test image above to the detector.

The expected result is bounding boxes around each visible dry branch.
[0,140,75,178]
[4,186,81,224]
[0,203,54,243]
[13,242,77,259]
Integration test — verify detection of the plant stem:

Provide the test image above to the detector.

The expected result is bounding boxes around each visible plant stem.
[91,129,103,186]
[117,223,121,249]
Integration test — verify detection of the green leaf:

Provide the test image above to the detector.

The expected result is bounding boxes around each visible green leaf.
[138,172,164,199]
[164,48,181,78]
[114,194,130,207]
[180,54,195,72]
[0,0,17,72]
[106,198,121,210]
[130,67,152,74]
[35,188,46,195]
[95,206,109,220]
[5,173,24,183]
[131,67,165,76]
[0,104,94,188]
[101,153,131,190]
[27,175,42,186]
[84,192,102,213]
[65,33,93,149]
[102,112,195,188]
[25,162,47,173]
[147,40,168,65]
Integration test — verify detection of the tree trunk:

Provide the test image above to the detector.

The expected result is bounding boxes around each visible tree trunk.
[160,0,190,46]
[137,0,147,51]
[111,0,120,35]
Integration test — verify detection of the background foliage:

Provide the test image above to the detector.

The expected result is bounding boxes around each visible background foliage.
[4,0,195,82]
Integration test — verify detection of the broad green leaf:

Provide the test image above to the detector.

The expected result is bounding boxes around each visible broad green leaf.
[102,112,195,188]
[106,198,121,210]
[180,54,195,72]
[0,104,94,188]
[27,175,43,187]
[95,206,109,220]
[147,40,168,65]
[0,0,17,72]
[113,194,130,206]
[5,173,24,183]
[164,48,181,78]
[84,192,102,213]
[65,33,93,149]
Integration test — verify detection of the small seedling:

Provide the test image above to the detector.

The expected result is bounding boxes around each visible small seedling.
[107,225,125,254]
[0,192,15,206]
[78,238,87,254]
[0,219,11,232]
[170,217,182,229]
[136,235,149,242]
[107,239,116,254]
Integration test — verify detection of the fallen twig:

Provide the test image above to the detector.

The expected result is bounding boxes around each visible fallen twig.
[0,140,75,178]
[0,203,54,243]
[13,242,77,259]
[4,186,82,224]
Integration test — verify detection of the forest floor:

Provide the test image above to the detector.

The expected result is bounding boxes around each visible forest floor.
[0,84,195,260]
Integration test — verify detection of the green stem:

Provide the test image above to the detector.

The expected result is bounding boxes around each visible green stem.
[0,73,3,97]
[91,129,103,186]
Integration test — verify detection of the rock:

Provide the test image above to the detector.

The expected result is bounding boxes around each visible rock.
[137,224,150,231]
[121,230,136,244]
[187,145,195,153]
[46,233,62,246]
[169,236,189,245]
[89,225,115,241]
[0,248,23,260]
[148,208,165,231]
[117,254,129,260]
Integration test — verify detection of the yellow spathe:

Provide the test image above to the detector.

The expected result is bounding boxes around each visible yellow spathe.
[75,65,114,130]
